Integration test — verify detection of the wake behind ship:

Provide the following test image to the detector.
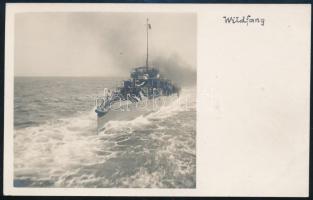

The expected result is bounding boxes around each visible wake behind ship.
[95,18,181,133]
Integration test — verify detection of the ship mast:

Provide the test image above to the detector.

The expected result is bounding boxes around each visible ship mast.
[146,18,150,69]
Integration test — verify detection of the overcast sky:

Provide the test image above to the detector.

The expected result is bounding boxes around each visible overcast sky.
[14,12,196,77]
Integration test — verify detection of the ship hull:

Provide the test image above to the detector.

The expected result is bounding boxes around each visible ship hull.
[97,95,178,133]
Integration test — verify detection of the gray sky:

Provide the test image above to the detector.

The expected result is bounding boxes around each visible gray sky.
[15,12,196,77]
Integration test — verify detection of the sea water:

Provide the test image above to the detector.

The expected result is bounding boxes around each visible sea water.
[14,77,196,188]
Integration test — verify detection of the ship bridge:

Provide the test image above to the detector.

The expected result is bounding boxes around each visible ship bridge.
[131,66,160,80]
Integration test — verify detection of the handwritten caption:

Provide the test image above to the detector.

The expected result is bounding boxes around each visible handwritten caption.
[223,15,265,26]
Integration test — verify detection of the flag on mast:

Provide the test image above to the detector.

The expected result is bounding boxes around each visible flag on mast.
[148,23,151,29]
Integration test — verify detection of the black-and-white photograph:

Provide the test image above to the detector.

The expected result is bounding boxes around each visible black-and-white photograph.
[13,12,197,188]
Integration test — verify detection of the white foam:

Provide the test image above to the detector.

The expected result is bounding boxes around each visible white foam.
[101,115,151,133]
[14,108,116,186]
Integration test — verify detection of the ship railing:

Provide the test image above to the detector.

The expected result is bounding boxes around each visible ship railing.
[95,90,126,110]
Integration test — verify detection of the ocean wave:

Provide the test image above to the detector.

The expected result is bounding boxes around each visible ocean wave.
[14,88,196,188]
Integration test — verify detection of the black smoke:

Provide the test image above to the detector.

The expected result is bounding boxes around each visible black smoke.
[151,55,197,87]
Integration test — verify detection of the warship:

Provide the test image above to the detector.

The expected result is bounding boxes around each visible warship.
[95,18,181,133]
